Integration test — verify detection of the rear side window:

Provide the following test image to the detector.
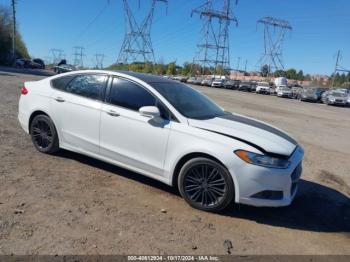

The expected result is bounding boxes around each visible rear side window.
[51,75,75,91]
[65,74,107,100]
[109,78,156,111]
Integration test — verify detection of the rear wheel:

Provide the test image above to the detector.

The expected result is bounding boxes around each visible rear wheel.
[178,157,235,212]
[30,115,59,154]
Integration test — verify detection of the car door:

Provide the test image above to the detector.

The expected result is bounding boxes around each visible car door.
[50,73,108,154]
[100,77,171,177]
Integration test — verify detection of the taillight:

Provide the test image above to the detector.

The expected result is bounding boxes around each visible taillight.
[21,86,28,95]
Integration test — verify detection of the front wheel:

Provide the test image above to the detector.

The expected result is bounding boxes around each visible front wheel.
[178,157,235,212]
[30,115,60,154]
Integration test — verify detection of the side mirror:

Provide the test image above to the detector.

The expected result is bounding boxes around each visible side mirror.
[139,106,163,123]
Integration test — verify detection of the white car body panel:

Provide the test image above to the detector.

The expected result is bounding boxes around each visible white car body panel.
[18,70,304,208]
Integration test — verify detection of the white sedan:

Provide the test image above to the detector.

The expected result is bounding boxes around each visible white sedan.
[18,70,304,211]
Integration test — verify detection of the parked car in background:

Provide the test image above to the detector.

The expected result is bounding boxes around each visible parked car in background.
[18,70,304,211]
[277,86,292,98]
[173,76,188,82]
[255,82,270,94]
[211,79,225,88]
[291,85,303,99]
[201,78,213,87]
[250,81,257,92]
[33,58,45,69]
[15,58,42,69]
[299,88,327,102]
[186,77,196,84]
[324,91,348,106]
[193,77,204,86]
[15,58,26,68]
[238,81,252,92]
[54,64,76,74]
[223,80,236,89]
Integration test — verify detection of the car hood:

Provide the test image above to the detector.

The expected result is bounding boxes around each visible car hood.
[188,113,297,157]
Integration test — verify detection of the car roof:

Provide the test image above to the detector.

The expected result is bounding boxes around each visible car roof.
[112,70,174,84]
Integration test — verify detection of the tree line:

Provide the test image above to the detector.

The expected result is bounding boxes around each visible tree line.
[0,5,29,65]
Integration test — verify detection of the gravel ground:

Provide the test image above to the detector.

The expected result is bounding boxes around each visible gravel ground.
[0,69,349,255]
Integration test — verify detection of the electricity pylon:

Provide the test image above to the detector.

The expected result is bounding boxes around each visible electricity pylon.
[94,54,105,69]
[257,16,292,73]
[73,46,85,68]
[50,49,65,64]
[117,0,168,65]
[191,0,238,75]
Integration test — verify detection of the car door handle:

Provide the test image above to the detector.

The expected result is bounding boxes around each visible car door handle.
[54,97,65,102]
[105,110,120,117]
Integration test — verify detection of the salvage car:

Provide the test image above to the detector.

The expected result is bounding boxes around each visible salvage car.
[18,70,304,211]
[211,79,225,88]
[54,64,76,74]
[325,91,348,106]
[277,86,292,98]
[255,82,270,94]
[238,81,253,92]
[201,78,213,87]
[299,88,327,102]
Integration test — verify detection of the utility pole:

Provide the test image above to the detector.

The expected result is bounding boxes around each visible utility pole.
[191,0,238,76]
[117,0,168,67]
[257,17,292,75]
[11,0,16,62]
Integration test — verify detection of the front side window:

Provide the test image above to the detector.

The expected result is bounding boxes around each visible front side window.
[109,78,156,111]
[65,74,107,100]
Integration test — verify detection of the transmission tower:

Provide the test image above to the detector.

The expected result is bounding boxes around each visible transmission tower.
[73,46,85,68]
[117,0,168,65]
[93,54,105,69]
[332,50,350,87]
[50,49,65,64]
[257,17,292,73]
[191,0,238,75]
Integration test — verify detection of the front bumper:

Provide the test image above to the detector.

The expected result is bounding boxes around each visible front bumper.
[229,146,304,207]
[328,100,346,105]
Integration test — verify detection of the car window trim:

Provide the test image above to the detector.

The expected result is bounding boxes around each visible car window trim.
[106,76,178,122]
[50,73,109,102]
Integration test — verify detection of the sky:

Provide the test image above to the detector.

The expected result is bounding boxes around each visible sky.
[1,0,349,75]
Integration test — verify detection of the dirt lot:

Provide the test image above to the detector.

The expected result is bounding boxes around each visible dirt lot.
[0,69,349,255]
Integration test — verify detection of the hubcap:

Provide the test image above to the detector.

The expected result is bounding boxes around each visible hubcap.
[184,164,226,207]
[32,120,53,149]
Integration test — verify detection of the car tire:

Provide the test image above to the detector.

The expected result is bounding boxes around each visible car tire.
[178,157,235,212]
[30,115,60,154]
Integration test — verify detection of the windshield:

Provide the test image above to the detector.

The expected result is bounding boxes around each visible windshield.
[331,92,347,98]
[259,83,269,87]
[151,82,225,120]
[280,87,290,91]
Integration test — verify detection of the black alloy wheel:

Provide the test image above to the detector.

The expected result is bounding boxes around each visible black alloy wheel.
[30,115,59,154]
[178,158,234,211]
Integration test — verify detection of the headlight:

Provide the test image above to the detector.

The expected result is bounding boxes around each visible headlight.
[235,150,290,169]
